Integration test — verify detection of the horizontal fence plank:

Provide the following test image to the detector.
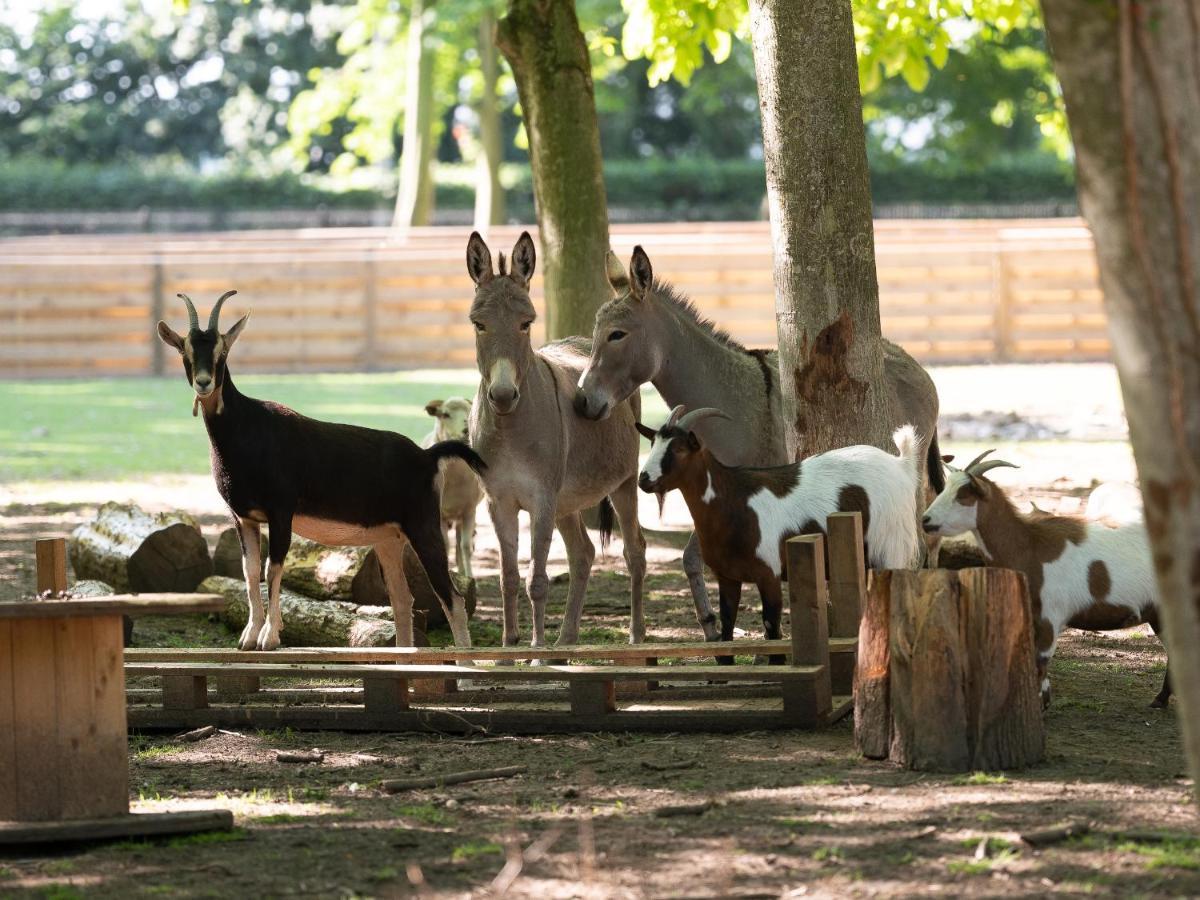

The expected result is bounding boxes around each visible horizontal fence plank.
[0,219,1108,377]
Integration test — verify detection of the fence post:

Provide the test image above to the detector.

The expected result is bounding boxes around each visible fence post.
[993,248,1013,362]
[826,512,865,696]
[150,257,165,376]
[362,251,378,372]
[783,534,832,726]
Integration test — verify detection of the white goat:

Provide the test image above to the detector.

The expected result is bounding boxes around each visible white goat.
[422,397,484,579]
[922,450,1169,708]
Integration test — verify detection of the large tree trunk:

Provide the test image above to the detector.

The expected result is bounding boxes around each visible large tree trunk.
[497,0,611,340]
[748,0,894,457]
[394,0,437,228]
[474,8,505,229]
[1041,0,1200,803]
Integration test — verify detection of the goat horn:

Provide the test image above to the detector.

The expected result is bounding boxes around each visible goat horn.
[970,459,1019,478]
[665,404,687,429]
[677,407,732,433]
[963,448,995,472]
[177,293,200,332]
[208,290,238,332]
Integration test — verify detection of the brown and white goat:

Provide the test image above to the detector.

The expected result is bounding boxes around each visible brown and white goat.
[638,406,923,661]
[158,292,480,651]
[423,397,484,579]
[921,451,1170,708]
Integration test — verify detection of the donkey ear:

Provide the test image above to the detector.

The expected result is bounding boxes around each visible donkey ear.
[157,321,185,353]
[466,232,494,285]
[629,246,653,298]
[606,250,630,293]
[223,312,250,349]
[510,232,536,287]
[635,422,657,442]
[425,399,443,417]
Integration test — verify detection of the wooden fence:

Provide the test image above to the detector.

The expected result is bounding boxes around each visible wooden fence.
[0,219,1107,378]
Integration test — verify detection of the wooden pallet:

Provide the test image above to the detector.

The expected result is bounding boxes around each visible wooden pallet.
[126,518,868,734]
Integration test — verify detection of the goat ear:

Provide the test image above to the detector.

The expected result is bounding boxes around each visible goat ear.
[635,422,657,442]
[510,232,536,287]
[941,454,955,464]
[157,321,185,353]
[606,250,630,293]
[965,473,988,496]
[686,431,701,451]
[466,232,494,285]
[425,400,443,417]
[223,312,250,349]
[629,246,653,298]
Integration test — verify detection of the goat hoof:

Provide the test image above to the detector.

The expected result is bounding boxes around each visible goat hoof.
[1150,697,1169,709]
[238,622,262,651]
[256,625,281,651]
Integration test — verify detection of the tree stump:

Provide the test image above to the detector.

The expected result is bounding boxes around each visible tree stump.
[68,503,211,593]
[854,567,1044,772]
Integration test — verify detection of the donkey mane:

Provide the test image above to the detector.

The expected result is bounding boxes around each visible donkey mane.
[650,278,774,397]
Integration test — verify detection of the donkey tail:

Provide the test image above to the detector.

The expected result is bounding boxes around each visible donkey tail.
[426,440,486,476]
[925,429,946,494]
[598,496,615,554]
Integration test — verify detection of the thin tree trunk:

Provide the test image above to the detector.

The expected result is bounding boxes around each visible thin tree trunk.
[395,0,437,228]
[475,8,505,229]
[497,0,610,340]
[1041,0,1200,803]
[748,0,893,458]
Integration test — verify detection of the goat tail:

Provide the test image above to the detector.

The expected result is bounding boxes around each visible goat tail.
[426,440,486,476]
[598,496,615,554]
[890,423,924,570]
[892,424,921,478]
[926,429,946,494]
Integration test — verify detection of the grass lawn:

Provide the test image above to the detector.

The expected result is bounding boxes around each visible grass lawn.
[0,372,670,482]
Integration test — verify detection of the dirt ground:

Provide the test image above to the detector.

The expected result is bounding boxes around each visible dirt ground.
[1,364,1197,897]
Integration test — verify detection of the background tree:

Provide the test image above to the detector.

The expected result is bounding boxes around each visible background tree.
[396,0,437,226]
[1040,0,1200,802]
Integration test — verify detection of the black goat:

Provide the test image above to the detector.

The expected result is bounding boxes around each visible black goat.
[157,291,483,650]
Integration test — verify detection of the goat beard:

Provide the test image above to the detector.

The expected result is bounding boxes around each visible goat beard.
[655,490,666,521]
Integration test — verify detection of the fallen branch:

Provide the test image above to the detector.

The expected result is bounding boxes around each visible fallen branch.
[381,765,527,793]
[178,725,216,743]
[276,750,325,764]
[1021,820,1091,847]
[642,758,697,772]
[653,800,718,818]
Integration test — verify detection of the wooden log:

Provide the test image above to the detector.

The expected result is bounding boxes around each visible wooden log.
[854,570,892,760]
[782,535,832,726]
[68,502,211,593]
[380,765,527,793]
[212,527,266,580]
[872,568,1043,772]
[201,575,416,647]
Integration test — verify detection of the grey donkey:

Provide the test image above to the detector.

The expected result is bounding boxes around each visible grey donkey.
[465,231,648,648]
[575,246,942,641]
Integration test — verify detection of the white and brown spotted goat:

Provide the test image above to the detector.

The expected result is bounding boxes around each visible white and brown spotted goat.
[922,451,1170,708]
[638,406,923,662]
[422,397,484,579]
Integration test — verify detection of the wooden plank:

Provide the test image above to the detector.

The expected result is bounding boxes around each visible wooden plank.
[0,621,16,820]
[0,809,234,847]
[826,513,865,639]
[35,538,68,595]
[162,675,208,710]
[90,616,128,811]
[784,535,831,726]
[11,618,61,821]
[0,594,224,619]
[214,676,261,698]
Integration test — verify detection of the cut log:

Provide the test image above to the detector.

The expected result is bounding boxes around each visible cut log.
[212,527,267,580]
[200,575,424,648]
[67,579,133,646]
[855,567,1044,772]
[68,502,211,593]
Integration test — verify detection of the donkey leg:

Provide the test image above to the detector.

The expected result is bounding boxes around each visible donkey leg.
[553,512,594,647]
[491,498,523,647]
[526,503,556,648]
[609,477,648,644]
[684,531,721,641]
[258,511,292,651]
[374,536,415,648]
[234,516,264,651]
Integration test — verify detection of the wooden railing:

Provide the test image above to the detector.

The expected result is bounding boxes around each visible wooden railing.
[0,219,1106,378]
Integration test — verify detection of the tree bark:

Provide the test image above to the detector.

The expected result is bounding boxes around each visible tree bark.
[747,0,894,458]
[1041,0,1200,803]
[497,0,611,340]
[395,0,437,228]
[68,502,211,593]
[859,568,1044,772]
[475,8,506,229]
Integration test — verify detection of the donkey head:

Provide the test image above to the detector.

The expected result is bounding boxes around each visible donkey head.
[575,246,662,421]
[156,291,249,415]
[466,232,537,416]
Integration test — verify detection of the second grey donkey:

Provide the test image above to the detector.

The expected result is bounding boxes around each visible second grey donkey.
[465,232,648,648]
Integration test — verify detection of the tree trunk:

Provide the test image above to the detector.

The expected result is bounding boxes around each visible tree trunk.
[747,0,893,458]
[1041,0,1200,803]
[394,0,437,228]
[68,502,211,593]
[497,0,611,340]
[475,8,505,229]
[857,568,1044,772]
